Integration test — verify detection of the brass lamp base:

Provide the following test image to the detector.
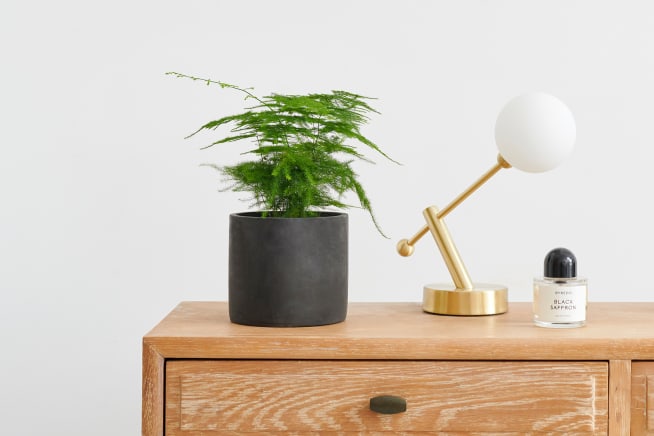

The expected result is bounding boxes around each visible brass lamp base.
[423,283,508,316]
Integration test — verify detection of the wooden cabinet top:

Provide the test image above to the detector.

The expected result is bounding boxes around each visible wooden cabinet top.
[144,302,654,361]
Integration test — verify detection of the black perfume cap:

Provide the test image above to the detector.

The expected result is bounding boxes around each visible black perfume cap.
[544,247,577,279]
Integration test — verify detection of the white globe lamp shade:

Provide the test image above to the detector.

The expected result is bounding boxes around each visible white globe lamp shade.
[495,93,576,173]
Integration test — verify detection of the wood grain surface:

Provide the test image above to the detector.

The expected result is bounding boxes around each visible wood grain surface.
[142,302,654,435]
[165,360,608,434]
[144,302,654,361]
[632,361,654,435]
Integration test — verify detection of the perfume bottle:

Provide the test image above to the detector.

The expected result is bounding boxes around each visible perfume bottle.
[533,247,587,328]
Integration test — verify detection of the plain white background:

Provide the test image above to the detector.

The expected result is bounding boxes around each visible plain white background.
[2,0,653,434]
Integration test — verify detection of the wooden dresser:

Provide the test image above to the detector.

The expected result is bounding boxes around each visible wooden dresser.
[142,302,654,435]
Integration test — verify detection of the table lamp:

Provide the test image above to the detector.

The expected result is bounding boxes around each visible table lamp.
[397,92,576,316]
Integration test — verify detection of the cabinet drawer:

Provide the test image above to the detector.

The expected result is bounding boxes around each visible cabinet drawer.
[632,361,654,435]
[165,360,607,434]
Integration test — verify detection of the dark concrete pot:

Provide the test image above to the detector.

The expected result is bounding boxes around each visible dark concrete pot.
[228,212,348,327]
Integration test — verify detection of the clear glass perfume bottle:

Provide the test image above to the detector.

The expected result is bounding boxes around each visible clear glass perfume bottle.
[533,248,587,328]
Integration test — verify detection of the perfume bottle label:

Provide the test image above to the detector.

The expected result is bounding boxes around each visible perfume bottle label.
[534,284,587,323]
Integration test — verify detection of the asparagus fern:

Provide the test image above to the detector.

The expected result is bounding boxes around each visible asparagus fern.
[167,72,397,237]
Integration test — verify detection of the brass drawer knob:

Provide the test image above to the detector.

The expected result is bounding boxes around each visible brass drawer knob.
[369,395,407,414]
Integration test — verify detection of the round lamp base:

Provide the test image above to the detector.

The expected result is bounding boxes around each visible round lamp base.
[423,283,508,316]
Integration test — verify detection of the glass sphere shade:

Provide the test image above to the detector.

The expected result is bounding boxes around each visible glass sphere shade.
[495,93,576,173]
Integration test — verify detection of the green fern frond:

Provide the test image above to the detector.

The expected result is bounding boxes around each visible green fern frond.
[169,72,398,236]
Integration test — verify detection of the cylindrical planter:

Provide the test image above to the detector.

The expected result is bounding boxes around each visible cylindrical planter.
[229,212,348,327]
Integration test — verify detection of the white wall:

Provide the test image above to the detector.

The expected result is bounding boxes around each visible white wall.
[2,0,653,434]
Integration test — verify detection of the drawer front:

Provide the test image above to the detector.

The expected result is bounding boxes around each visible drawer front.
[165,360,608,434]
[632,361,654,435]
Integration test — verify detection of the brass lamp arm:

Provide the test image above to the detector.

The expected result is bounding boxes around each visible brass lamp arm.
[397,154,511,257]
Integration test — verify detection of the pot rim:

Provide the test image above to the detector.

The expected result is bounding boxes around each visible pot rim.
[230,211,348,220]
